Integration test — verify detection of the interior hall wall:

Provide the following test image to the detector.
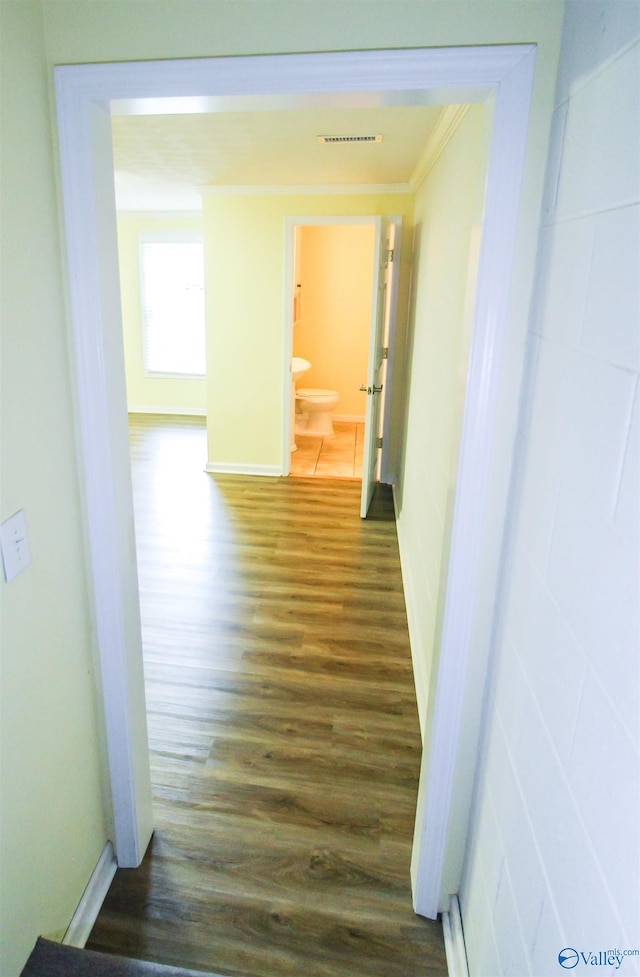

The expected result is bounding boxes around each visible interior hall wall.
[117,213,206,415]
[202,193,414,472]
[395,104,492,733]
[293,224,376,419]
[460,4,640,974]
[0,5,110,974]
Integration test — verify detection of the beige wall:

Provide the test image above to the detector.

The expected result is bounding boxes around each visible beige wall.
[294,224,376,419]
[42,1,562,66]
[117,214,207,414]
[0,5,109,974]
[396,105,492,731]
[202,194,414,470]
[0,2,565,973]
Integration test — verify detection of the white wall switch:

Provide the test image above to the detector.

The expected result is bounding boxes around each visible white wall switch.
[0,509,32,583]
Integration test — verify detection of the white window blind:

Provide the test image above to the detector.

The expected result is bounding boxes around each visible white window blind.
[140,239,206,377]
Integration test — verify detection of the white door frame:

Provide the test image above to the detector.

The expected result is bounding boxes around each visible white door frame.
[281,214,387,480]
[379,218,402,486]
[54,46,536,907]
[360,214,387,517]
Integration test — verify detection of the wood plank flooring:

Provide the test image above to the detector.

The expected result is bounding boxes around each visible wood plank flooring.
[86,415,447,977]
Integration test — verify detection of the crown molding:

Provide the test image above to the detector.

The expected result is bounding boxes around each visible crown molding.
[197,182,412,197]
[409,105,471,191]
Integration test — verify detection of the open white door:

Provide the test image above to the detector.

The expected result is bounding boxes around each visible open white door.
[360,218,396,518]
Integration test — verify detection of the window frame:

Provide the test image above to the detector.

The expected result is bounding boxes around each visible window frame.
[138,231,206,380]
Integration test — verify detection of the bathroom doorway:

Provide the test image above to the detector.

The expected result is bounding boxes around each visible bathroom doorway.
[283,215,400,503]
[290,219,375,479]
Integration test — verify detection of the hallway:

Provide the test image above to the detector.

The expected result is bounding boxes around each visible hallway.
[86,415,447,977]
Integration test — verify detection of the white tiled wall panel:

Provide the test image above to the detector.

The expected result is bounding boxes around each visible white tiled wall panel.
[615,382,639,539]
[461,4,640,975]
[555,39,640,219]
[581,206,640,370]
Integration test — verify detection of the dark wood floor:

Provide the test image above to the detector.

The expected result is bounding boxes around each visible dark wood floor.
[86,415,447,977]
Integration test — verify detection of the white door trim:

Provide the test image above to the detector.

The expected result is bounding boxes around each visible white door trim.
[360,215,386,517]
[54,46,536,902]
[410,46,537,917]
[281,214,380,478]
[282,214,401,496]
[379,216,403,486]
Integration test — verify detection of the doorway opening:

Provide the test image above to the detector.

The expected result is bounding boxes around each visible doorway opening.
[288,220,375,482]
[282,215,402,517]
[54,44,537,919]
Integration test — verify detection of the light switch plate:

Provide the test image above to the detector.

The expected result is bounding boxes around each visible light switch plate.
[0,509,31,583]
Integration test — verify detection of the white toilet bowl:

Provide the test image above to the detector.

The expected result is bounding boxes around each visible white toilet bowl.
[295,388,340,436]
[290,357,311,452]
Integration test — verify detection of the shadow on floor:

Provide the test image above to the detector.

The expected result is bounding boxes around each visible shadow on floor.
[365,482,395,521]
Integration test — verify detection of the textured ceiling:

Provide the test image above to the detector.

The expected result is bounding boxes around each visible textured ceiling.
[111,104,444,210]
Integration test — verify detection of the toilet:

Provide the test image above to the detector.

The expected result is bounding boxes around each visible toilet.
[295,388,340,436]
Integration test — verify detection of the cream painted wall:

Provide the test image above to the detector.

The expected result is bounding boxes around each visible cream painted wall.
[42,1,562,69]
[396,105,491,732]
[0,4,110,974]
[294,224,375,419]
[117,214,206,414]
[202,194,413,470]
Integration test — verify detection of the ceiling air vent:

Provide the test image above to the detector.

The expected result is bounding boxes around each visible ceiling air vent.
[317,134,383,144]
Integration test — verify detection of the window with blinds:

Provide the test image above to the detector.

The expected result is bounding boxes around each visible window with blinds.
[139,237,206,378]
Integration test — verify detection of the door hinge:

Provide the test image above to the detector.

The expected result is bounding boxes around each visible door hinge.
[377,437,383,449]
[386,248,395,263]
[382,347,389,359]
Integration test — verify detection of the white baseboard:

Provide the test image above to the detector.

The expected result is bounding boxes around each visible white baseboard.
[205,462,281,477]
[128,405,206,416]
[62,841,117,947]
[392,482,400,519]
[442,895,469,977]
[333,413,365,423]
[394,511,429,738]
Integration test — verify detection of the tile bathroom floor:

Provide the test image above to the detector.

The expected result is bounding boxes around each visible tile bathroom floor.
[290,420,364,479]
